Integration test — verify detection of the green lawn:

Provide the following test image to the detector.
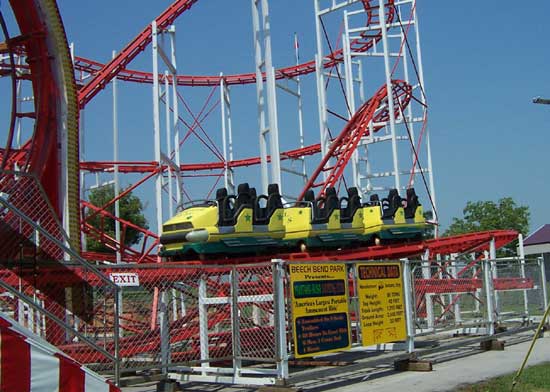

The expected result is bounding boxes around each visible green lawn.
[456,362,550,391]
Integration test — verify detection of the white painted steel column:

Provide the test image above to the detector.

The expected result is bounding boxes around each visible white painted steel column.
[164,72,174,214]
[112,50,121,264]
[273,260,289,380]
[112,50,124,338]
[314,0,330,167]
[484,251,495,335]
[152,22,164,248]
[251,0,269,193]
[220,74,231,191]
[294,33,307,184]
[518,234,530,315]
[413,2,438,234]
[198,277,209,375]
[343,12,360,190]
[169,27,183,206]
[261,0,282,190]
[450,254,462,323]
[422,250,434,330]
[402,259,415,353]
[539,256,549,311]
[489,238,499,318]
[379,1,401,191]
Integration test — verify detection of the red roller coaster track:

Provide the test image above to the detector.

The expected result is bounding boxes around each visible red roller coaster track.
[1,0,520,266]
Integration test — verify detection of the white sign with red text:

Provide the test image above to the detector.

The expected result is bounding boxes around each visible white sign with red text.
[109,273,140,287]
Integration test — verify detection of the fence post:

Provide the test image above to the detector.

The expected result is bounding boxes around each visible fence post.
[159,289,171,374]
[198,276,209,375]
[273,259,288,381]
[539,257,548,312]
[113,285,120,386]
[450,254,462,324]
[230,266,242,378]
[421,250,434,330]
[402,259,415,354]
[518,234,530,315]
[483,257,495,335]
[489,238,500,319]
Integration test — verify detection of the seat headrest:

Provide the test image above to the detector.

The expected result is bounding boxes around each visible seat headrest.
[370,194,380,202]
[304,190,315,202]
[216,187,228,199]
[250,187,257,199]
[388,189,398,198]
[267,183,280,195]
[326,187,337,197]
[348,187,359,197]
[406,188,416,198]
[237,183,250,194]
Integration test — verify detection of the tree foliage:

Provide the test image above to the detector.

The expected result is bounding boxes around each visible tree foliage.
[85,185,148,253]
[444,197,530,256]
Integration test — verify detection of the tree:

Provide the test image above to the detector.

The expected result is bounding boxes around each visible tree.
[444,197,530,256]
[85,185,149,253]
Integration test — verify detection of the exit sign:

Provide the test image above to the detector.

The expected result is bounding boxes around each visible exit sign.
[109,273,140,287]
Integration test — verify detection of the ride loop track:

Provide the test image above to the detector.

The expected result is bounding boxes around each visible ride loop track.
[1,0,518,266]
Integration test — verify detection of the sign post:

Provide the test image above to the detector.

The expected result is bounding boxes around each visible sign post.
[357,262,406,346]
[289,263,351,358]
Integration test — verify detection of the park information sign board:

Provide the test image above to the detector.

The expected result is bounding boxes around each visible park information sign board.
[289,263,351,358]
[357,262,406,346]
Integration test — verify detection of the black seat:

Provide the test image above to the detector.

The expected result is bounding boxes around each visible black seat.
[236,183,252,209]
[312,187,338,224]
[267,184,283,211]
[253,184,283,225]
[381,189,402,219]
[364,193,380,207]
[216,187,235,226]
[404,188,420,219]
[340,187,361,223]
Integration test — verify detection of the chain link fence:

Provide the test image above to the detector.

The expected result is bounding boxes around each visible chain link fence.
[100,262,283,385]
[0,172,120,381]
[411,257,547,340]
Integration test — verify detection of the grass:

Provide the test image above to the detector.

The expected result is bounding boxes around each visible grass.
[456,362,550,391]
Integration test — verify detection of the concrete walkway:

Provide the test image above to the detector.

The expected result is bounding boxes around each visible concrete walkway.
[121,335,550,391]
[314,335,550,392]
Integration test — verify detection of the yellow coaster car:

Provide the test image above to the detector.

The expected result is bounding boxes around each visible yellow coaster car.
[159,183,427,259]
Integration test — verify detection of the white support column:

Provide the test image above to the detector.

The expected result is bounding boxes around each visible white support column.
[251,0,269,193]
[262,0,282,190]
[402,259,415,353]
[517,234,529,315]
[112,50,121,264]
[198,277,209,375]
[483,253,495,336]
[489,238,499,318]
[379,0,401,191]
[412,1,438,234]
[294,33,307,184]
[314,0,330,166]
[450,254,461,323]
[168,27,183,206]
[220,74,235,193]
[421,249,434,330]
[152,22,164,249]
[164,71,174,214]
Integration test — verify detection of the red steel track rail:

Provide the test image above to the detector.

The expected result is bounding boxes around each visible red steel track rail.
[75,1,393,94]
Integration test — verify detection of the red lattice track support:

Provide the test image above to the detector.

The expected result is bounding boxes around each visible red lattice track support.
[298,80,412,201]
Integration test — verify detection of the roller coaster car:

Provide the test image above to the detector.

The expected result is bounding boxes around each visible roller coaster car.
[159,184,428,259]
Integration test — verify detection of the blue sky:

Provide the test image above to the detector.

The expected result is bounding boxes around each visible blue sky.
[50,0,550,234]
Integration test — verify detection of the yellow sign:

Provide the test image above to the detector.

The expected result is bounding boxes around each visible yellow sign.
[289,263,351,358]
[357,262,406,346]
